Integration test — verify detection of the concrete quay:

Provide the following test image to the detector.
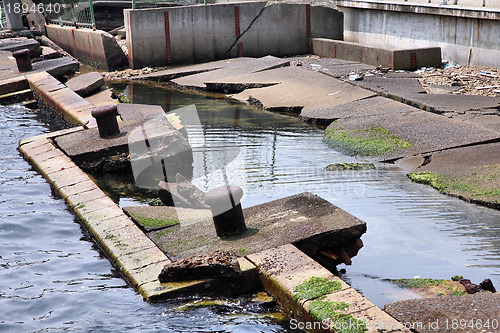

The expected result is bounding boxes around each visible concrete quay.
[6,65,413,330]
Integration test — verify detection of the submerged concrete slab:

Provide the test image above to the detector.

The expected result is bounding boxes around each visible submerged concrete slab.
[171,56,290,89]
[148,192,366,260]
[385,293,500,333]
[66,72,105,97]
[402,142,500,208]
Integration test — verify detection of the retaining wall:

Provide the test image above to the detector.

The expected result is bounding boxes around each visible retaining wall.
[312,38,442,70]
[124,2,343,69]
[45,25,128,71]
[332,0,500,68]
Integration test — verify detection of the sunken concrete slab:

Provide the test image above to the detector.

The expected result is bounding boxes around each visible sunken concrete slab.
[148,192,366,260]
[385,293,500,333]
[229,66,376,114]
[84,88,118,107]
[65,72,105,97]
[171,56,290,90]
[403,142,500,209]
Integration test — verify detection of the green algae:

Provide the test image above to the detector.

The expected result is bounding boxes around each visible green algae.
[389,278,467,297]
[408,169,500,198]
[324,125,412,156]
[309,297,367,333]
[325,163,375,171]
[136,216,179,228]
[390,278,447,289]
[293,277,342,301]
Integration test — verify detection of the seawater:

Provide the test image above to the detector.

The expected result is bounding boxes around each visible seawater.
[0,104,293,333]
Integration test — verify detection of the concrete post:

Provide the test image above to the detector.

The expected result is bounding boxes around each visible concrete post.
[2,0,24,31]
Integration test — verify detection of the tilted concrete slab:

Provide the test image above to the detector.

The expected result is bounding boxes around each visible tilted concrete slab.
[0,37,40,53]
[352,76,426,96]
[171,56,290,89]
[325,102,500,161]
[148,192,366,260]
[27,71,94,127]
[228,66,376,113]
[400,142,500,208]
[401,94,500,115]
[0,50,79,82]
[65,72,105,97]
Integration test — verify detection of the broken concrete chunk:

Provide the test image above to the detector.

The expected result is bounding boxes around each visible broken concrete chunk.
[158,250,241,282]
[65,72,105,97]
[157,174,208,209]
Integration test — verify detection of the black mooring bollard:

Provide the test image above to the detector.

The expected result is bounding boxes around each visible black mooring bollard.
[91,104,120,138]
[204,185,246,238]
[12,49,32,72]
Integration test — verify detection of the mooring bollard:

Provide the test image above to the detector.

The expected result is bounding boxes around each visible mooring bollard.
[204,185,246,238]
[12,49,32,72]
[91,104,120,138]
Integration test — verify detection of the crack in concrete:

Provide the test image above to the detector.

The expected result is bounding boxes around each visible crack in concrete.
[223,4,269,58]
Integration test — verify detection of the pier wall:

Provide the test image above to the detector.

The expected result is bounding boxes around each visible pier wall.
[124,2,343,68]
[332,0,500,68]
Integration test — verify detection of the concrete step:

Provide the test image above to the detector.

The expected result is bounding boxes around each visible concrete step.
[0,89,33,105]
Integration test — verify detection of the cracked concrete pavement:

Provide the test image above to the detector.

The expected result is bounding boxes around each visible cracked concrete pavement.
[132,55,500,207]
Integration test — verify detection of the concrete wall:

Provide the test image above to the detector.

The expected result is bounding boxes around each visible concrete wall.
[312,38,442,70]
[333,0,500,68]
[125,2,343,69]
[45,25,128,71]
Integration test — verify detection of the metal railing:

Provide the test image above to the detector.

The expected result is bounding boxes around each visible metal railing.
[131,0,192,10]
[402,0,487,6]
[0,1,9,30]
[42,0,95,29]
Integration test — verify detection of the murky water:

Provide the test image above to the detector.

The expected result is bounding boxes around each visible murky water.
[110,82,500,307]
[0,104,293,332]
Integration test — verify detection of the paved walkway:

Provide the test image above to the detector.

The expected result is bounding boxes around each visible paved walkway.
[347,0,499,9]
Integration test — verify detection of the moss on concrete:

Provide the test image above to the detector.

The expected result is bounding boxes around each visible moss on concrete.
[135,216,179,229]
[408,167,500,207]
[309,297,367,333]
[389,278,467,297]
[293,276,342,301]
[325,163,375,171]
[324,125,411,156]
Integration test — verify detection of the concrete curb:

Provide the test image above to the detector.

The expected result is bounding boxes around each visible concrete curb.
[248,244,410,333]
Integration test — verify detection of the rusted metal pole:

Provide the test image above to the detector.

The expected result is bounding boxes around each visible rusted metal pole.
[12,49,32,72]
[91,105,120,138]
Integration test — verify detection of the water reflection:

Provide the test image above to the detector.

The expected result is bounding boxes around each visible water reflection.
[111,82,500,307]
[0,104,294,332]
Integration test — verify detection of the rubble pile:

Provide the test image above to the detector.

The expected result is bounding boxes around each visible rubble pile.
[418,65,500,96]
